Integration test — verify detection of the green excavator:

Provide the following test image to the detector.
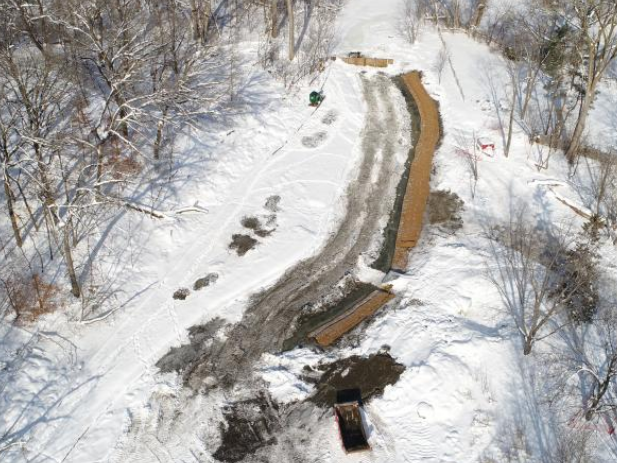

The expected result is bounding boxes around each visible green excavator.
[309,90,324,107]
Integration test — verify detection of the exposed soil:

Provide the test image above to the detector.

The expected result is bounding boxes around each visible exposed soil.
[229,234,258,256]
[241,216,262,230]
[213,394,280,463]
[428,189,464,231]
[264,195,281,213]
[163,74,408,391]
[194,273,219,291]
[172,288,190,300]
[156,317,225,374]
[309,353,406,406]
[242,216,275,239]
[212,353,405,462]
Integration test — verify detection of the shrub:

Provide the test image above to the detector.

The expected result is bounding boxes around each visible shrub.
[1,273,59,323]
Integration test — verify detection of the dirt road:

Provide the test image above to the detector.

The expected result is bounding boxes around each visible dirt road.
[157,73,409,391]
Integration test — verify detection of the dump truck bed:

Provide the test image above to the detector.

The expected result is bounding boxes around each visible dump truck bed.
[334,402,370,453]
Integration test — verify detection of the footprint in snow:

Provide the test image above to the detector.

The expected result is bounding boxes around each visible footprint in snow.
[301,131,328,148]
[321,110,338,125]
[417,402,434,420]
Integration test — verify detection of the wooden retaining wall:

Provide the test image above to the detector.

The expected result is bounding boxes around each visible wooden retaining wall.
[340,57,394,68]
[309,289,395,347]
[392,72,440,271]
[303,72,439,347]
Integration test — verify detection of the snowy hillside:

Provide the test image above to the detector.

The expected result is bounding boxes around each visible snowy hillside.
[2,1,617,462]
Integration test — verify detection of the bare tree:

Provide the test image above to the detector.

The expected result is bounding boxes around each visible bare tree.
[488,208,583,355]
[503,62,519,158]
[0,83,24,247]
[400,0,424,44]
[563,312,617,423]
[469,0,488,34]
[434,44,450,83]
[565,1,617,163]
[585,153,617,244]
[189,0,212,44]
[286,0,295,60]
[271,0,280,38]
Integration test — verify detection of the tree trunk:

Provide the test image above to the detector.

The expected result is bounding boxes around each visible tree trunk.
[3,177,23,247]
[190,0,202,42]
[62,218,81,298]
[271,0,279,38]
[470,0,487,33]
[153,107,168,161]
[565,88,594,164]
[452,0,460,28]
[523,337,533,355]
[14,175,39,231]
[286,0,294,61]
[95,143,104,194]
[202,0,211,38]
[505,85,517,157]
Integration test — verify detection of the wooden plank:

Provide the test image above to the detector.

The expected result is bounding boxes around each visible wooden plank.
[310,289,395,347]
[392,72,440,271]
[340,57,393,68]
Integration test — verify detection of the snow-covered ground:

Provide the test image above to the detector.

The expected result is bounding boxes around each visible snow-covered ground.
[0,50,372,461]
[3,0,617,462]
[256,1,617,462]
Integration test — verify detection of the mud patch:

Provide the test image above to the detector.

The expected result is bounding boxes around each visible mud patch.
[321,110,338,125]
[301,131,327,148]
[264,195,281,213]
[241,216,261,230]
[213,393,280,463]
[428,189,464,232]
[241,216,275,238]
[229,234,258,256]
[156,317,225,375]
[173,288,190,300]
[309,353,405,407]
[194,273,219,291]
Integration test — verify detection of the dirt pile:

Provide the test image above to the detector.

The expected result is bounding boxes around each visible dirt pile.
[428,189,464,232]
[309,352,406,406]
[213,394,280,463]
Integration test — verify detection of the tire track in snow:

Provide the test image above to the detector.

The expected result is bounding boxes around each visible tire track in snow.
[180,73,407,390]
[117,72,410,462]
[37,64,365,463]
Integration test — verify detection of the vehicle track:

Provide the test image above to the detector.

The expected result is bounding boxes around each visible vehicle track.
[180,73,408,390]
